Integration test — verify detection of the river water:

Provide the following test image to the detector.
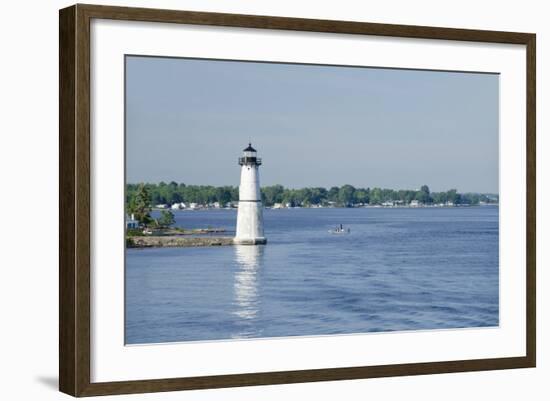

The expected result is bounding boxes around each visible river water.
[125,206,499,344]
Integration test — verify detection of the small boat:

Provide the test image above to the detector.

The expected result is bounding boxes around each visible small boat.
[328,224,350,234]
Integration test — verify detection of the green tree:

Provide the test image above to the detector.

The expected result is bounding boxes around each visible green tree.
[432,191,446,204]
[128,183,153,226]
[158,210,175,228]
[310,187,328,205]
[338,185,356,206]
[327,186,340,203]
[416,184,432,204]
[446,189,460,205]
[216,187,233,205]
[460,193,480,205]
[370,187,382,205]
[262,185,285,206]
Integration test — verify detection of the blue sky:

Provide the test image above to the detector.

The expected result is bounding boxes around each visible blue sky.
[126,56,499,193]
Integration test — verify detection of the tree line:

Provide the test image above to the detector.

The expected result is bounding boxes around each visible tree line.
[126,182,498,210]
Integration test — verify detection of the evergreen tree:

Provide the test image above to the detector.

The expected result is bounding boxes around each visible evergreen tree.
[128,183,152,226]
[158,210,175,228]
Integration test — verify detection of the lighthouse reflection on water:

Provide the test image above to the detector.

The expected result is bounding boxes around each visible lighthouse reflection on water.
[232,244,265,338]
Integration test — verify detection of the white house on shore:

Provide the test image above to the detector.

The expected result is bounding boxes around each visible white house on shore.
[126,213,139,229]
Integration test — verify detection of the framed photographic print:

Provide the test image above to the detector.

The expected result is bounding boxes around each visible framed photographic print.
[59,4,536,397]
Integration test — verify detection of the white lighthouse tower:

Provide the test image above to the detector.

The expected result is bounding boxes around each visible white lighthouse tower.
[234,143,267,245]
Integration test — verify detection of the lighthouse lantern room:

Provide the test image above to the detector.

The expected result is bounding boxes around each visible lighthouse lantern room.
[234,143,267,245]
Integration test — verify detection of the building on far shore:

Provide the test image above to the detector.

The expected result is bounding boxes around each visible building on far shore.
[171,202,187,210]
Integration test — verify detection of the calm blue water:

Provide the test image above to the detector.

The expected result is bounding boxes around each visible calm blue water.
[125,206,499,344]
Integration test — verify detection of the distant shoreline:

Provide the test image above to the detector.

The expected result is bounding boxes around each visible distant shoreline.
[127,183,498,214]
[152,203,499,212]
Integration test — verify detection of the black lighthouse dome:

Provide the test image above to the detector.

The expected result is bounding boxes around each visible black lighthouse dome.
[243,143,256,152]
[239,143,262,166]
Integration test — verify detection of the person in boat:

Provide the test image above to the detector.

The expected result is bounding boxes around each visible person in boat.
[329,224,350,234]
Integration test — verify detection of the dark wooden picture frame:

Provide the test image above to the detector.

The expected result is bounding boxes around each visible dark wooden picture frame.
[59,3,536,397]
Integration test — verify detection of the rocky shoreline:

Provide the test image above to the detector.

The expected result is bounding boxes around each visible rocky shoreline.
[127,235,234,248]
